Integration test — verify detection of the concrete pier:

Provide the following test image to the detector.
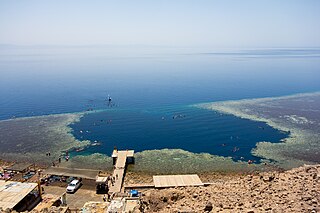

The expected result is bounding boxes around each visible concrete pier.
[109,150,134,193]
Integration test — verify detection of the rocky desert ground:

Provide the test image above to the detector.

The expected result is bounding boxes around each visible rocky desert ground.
[138,164,319,212]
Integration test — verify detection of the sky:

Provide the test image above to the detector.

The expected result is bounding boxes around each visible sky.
[0,0,319,48]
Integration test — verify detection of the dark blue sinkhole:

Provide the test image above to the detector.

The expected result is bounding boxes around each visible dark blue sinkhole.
[69,105,289,162]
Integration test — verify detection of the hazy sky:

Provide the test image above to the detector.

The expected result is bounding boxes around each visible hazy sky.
[0,0,319,47]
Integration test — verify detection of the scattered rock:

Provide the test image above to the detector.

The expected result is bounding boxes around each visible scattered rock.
[302,196,312,201]
[204,201,213,212]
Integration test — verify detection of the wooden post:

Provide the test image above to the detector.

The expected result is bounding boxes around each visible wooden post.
[37,180,42,200]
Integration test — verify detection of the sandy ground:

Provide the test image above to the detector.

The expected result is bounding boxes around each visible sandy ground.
[43,181,104,209]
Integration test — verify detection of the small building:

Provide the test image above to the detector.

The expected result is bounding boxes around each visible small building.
[0,180,40,212]
[95,176,108,194]
[34,193,67,212]
[4,163,33,173]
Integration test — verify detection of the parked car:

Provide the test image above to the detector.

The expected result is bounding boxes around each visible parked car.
[66,179,81,193]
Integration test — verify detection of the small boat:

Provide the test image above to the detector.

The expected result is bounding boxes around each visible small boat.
[91,142,101,146]
[76,147,85,152]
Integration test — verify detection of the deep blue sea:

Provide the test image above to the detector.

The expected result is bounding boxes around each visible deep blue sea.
[1,46,320,162]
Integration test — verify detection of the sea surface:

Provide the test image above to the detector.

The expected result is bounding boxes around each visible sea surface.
[1,46,319,162]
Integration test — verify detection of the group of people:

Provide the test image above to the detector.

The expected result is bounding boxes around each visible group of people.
[101,174,120,202]
[48,150,70,167]
[107,174,119,186]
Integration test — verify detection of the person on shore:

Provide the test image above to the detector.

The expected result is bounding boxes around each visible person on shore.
[58,157,61,163]
[111,177,114,186]
[103,195,107,202]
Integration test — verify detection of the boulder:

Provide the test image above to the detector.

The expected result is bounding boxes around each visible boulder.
[204,201,213,212]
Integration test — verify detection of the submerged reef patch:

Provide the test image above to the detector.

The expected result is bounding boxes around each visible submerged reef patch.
[128,149,271,174]
[197,92,320,169]
[62,148,273,174]
[61,153,114,170]
[0,113,89,165]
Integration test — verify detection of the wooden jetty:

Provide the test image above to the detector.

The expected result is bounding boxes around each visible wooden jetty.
[109,149,134,194]
[108,150,204,193]
[153,174,204,188]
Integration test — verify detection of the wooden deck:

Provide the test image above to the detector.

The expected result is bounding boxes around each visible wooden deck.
[109,150,134,193]
[153,174,204,188]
